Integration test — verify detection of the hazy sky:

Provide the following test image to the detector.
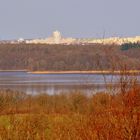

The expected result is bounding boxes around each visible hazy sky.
[0,0,140,40]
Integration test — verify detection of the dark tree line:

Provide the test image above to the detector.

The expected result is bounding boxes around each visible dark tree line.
[121,42,140,50]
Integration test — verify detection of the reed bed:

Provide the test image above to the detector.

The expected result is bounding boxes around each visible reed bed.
[0,80,140,140]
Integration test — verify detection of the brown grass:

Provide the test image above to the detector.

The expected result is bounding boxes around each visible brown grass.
[0,80,140,140]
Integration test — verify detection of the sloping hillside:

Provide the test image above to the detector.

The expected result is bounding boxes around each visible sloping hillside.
[0,43,139,71]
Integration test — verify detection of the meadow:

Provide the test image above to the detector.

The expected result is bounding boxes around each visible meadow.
[0,74,140,140]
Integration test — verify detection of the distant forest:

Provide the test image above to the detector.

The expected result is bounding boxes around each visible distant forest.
[0,43,140,71]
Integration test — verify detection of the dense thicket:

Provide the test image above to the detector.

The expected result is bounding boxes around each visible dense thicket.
[0,43,140,71]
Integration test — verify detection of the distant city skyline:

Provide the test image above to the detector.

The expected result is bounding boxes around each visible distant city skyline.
[10,31,140,45]
[0,0,140,40]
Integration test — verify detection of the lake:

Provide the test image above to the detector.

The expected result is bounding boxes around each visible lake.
[0,71,139,94]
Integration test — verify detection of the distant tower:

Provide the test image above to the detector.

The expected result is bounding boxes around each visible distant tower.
[52,31,61,44]
[18,38,24,43]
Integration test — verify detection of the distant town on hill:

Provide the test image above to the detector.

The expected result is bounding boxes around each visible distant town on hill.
[1,31,140,45]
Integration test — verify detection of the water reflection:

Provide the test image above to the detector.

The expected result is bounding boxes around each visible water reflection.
[0,72,139,94]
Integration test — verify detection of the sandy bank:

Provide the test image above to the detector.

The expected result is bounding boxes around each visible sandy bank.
[28,70,140,74]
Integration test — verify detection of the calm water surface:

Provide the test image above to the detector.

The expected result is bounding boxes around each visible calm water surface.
[0,72,139,94]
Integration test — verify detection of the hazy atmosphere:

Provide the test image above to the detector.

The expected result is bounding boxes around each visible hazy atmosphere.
[1,1,140,139]
[0,0,140,40]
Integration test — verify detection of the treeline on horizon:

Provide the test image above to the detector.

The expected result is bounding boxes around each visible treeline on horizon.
[0,43,140,71]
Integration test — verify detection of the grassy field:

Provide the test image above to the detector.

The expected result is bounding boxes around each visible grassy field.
[0,77,140,140]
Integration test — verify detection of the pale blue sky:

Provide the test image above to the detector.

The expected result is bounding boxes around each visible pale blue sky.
[0,0,140,40]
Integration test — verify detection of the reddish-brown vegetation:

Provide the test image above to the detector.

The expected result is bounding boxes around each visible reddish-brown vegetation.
[0,43,140,71]
[0,81,140,139]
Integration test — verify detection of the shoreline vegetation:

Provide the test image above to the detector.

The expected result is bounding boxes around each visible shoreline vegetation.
[0,83,140,139]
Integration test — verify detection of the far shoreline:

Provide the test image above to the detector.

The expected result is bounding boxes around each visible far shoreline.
[28,70,140,74]
[0,70,28,72]
[0,70,140,74]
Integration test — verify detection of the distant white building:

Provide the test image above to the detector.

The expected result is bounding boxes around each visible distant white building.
[52,31,61,44]
[26,31,76,45]
[18,38,24,43]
